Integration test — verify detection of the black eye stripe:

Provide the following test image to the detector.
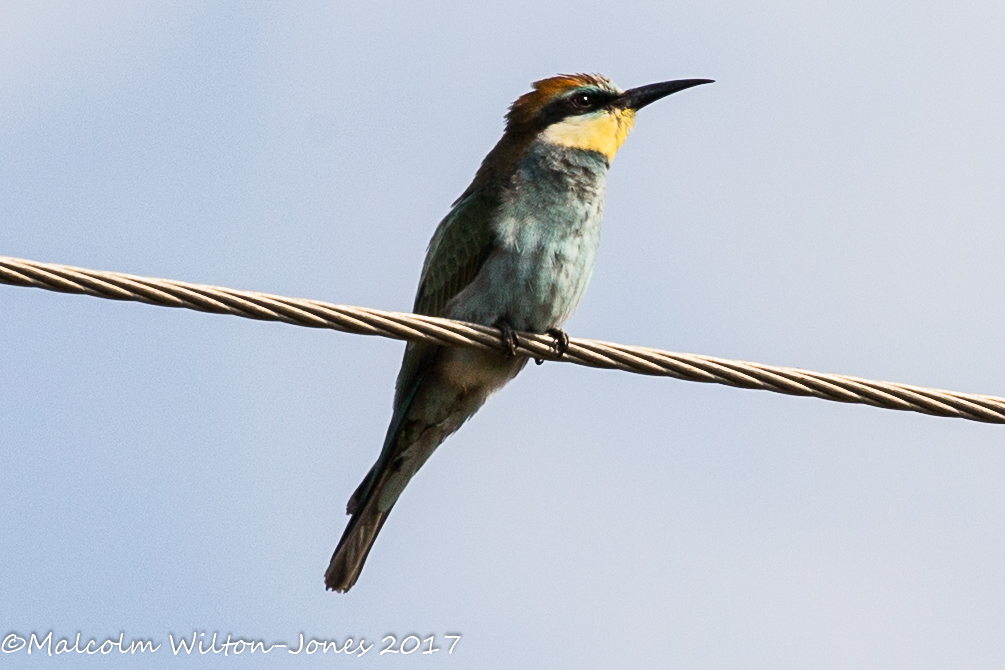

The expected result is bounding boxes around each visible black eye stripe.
[565,89,613,112]
[534,88,617,129]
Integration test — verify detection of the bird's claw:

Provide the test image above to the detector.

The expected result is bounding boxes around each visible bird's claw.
[534,328,570,365]
[546,328,570,357]
[496,322,567,362]
[495,319,520,357]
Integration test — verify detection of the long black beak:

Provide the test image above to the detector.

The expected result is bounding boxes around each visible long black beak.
[616,78,714,111]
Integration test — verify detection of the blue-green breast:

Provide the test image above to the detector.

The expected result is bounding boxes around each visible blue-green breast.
[447,141,608,332]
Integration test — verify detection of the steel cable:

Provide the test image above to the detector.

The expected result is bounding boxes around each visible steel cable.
[2,255,1002,424]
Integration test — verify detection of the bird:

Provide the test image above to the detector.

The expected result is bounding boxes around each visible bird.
[325,73,712,592]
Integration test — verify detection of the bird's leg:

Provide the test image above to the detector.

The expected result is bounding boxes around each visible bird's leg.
[494,318,520,357]
[534,328,570,365]
[546,328,570,357]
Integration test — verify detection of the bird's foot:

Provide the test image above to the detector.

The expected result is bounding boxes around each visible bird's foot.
[547,328,570,357]
[495,318,520,357]
[534,328,570,365]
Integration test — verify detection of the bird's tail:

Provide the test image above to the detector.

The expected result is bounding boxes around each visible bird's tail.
[325,382,420,593]
[324,344,507,592]
[324,470,392,592]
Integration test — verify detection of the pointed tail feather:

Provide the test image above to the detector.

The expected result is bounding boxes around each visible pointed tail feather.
[325,347,506,592]
[326,374,428,592]
[325,491,393,592]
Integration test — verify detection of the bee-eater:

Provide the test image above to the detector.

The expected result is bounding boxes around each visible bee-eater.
[325,73,712,592]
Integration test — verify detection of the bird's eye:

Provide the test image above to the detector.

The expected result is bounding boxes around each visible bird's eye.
[570,92,595,109]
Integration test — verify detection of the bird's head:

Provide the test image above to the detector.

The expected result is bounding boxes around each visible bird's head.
[505,73,713,162]
[458,73,712,201]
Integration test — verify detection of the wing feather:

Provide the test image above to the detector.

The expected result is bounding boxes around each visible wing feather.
[393,190,498,408]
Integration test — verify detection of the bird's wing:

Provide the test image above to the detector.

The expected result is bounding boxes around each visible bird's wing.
[392,189,499,406]
[414,189,499,318]
[325,192,501,591]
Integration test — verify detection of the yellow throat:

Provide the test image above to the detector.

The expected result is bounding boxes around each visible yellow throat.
[539,108,636,162]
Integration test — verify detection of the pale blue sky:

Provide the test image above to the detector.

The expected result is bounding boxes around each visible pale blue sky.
[2,1,1004,667]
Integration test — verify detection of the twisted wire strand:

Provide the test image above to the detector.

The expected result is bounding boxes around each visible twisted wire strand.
[2,255,1003,424]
